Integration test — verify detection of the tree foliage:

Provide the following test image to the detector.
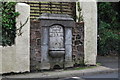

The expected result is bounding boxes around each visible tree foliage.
[98,2,120,55]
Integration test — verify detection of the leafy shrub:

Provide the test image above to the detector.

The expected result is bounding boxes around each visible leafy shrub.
[98,2,120,55]
[0,3,2,45]
[1,2,19,46]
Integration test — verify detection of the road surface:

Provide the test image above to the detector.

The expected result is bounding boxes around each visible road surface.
[59,72,119,80]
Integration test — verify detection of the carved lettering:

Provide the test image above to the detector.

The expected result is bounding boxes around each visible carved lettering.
[49,25,64,48]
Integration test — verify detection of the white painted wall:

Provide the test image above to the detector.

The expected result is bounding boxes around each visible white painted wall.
[0,3,30,74]
[15,3,30,73]
[0,44,1,72]
[2,46,16,73]
[79,0,97,65]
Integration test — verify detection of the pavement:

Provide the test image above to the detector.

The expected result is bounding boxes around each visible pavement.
[1,56,119,79]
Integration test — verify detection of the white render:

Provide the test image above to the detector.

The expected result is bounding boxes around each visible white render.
[0,3,30,74]
[80,0,97,65]
[15,3,30,72]
[0,46,2,74]
[2,46,16,73]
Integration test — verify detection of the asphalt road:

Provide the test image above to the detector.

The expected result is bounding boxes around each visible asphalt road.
[82,72,118,78]
[59,72,119,80]
[1,56,118,80]
[1,72,119,80]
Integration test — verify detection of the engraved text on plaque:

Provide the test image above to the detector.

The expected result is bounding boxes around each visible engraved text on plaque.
[49,25,64,49]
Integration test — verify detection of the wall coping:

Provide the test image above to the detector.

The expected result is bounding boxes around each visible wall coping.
[39,13,74,21]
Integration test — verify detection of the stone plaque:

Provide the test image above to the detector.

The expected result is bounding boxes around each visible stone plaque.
[40,13,74,69]
[49,25,64,49]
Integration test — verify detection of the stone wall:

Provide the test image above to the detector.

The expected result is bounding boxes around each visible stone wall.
[30,21,41,71]
[72,22,84,65]
[30,21,84,71]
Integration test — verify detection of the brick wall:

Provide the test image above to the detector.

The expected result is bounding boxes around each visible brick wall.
[30,21,41,71]
[72,22,84,66]
[30,21,84,71]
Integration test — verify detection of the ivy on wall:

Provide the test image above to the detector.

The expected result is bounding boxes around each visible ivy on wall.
[0,2,2,45]
[1,2,20,46]
[76,2,83,22]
